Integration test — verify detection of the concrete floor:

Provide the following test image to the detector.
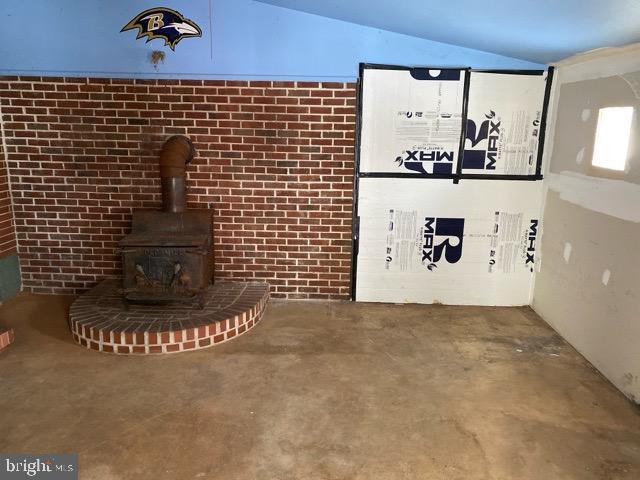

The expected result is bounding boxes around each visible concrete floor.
[0,294,639,480]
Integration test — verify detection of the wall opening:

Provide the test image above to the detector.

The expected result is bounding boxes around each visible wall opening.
[592,106,634,171]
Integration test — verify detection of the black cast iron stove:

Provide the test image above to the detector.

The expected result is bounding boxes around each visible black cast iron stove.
[119,136,213,307]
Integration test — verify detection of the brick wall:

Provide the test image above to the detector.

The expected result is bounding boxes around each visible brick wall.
[0,104,17,259]
[0,77,356,299]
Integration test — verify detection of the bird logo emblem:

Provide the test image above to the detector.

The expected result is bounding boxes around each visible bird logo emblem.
[121,7,202,50]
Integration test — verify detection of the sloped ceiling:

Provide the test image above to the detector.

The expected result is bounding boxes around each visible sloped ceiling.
[255,0,640,64]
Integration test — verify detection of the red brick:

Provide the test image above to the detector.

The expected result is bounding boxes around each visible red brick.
[0,77,356,300]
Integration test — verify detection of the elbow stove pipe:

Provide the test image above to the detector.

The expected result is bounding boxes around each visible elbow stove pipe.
[159,135,195,213]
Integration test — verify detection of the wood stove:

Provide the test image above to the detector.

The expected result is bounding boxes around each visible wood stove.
[119,136,213,307]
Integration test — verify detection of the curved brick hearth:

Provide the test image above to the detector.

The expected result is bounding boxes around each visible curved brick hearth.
[69,280,269,355]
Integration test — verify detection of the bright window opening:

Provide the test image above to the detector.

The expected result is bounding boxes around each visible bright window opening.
[592,107,634,171]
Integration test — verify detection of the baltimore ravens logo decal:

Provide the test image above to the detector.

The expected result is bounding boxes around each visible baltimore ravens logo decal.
[121,7,202,50]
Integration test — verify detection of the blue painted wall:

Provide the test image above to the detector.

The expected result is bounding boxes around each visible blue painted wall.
[257,0,640,64]
[0,0,542,81]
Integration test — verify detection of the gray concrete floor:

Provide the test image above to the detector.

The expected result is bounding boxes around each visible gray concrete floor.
[0,293,639,480]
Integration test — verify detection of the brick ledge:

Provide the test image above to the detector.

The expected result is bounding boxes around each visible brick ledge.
[69,280,269,355]
[0,327,15,352]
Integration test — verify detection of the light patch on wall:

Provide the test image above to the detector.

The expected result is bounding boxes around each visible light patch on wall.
[575,147,585,164]
[546,171,640,223]
[602,269,611,286]
[581,108,591,122]
[592,107,634,171]
[563,242,572,263]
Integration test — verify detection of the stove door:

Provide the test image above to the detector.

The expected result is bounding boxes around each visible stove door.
[121,246,206,297]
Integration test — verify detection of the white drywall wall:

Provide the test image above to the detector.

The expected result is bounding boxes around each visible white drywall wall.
[533,44,640,403]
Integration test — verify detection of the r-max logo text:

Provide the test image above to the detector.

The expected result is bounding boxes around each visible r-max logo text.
[462,110,501,171]
[525,219,538,270]
[421,217,465,270]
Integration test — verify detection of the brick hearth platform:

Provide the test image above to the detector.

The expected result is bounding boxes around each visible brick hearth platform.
[69,280,269,355]
[0,327,15,352]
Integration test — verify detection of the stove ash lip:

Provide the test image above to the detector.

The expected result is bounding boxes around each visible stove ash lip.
[159,135,195,213]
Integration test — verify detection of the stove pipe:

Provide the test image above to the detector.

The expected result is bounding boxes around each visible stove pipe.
[159,135,195,213]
